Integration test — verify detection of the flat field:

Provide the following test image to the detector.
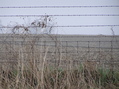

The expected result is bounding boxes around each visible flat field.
[0,34,119,69]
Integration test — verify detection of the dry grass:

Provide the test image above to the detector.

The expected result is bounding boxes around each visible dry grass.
[0,34,119,89]
[0,60,119,89]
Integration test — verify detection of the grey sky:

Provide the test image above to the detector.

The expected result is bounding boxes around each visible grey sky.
[0,0,119,35]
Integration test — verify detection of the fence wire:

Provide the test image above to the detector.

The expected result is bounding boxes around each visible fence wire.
[0,5,119,8]
[0,14,119,17]
[0,25,119,28]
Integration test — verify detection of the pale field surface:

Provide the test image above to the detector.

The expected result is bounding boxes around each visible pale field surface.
[0,34,119,70]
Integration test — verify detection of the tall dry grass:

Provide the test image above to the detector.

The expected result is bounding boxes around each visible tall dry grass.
[0,34,119,89]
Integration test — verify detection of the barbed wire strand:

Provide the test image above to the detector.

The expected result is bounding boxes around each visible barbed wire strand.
[0,25,119,28]
[0,5,119,8]
[0,14,119,17]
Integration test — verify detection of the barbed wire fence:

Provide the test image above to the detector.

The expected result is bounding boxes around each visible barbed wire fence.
[0,5,119,69]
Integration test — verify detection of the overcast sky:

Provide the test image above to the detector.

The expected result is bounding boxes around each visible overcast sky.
[0,0,119,35]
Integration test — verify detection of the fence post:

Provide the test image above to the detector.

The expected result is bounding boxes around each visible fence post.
[66,41,68,60]
[111,41,113,60]
[55,41,57,66]
[99,41,100,63]
[77,41,78,53]
[110,41,114,70]
[88,41,90,60]
[44,41,46,53]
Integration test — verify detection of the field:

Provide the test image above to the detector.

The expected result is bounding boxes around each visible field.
[0,34,119,89]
